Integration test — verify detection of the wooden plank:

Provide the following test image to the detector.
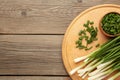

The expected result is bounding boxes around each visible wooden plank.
[0,76,71,80]
[0,0,120,34]
[0,35,67,75]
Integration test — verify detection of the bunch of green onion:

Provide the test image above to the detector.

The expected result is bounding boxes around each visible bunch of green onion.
[70,36,120,80]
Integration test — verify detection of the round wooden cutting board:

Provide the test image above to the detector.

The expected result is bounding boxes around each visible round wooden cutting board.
[62,4,120,80]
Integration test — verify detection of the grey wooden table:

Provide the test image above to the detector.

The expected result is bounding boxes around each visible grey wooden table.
[0,0,120,80]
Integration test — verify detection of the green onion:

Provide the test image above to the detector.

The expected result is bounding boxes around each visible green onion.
[101,13,120,35]
[76,20,98,50]
[70,36,120,80]
[108,72,120,80]
[96,44,100,47]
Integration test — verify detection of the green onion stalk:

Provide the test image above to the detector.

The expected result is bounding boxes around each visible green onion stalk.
[69,36,120,80]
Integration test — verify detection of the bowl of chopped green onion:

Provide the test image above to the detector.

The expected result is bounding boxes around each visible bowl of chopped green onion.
[100,12,120,37]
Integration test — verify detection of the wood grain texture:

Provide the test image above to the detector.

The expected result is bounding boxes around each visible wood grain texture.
[0,76,71,80]
[0,0,120,80]
[0,0,120,34]
[0,35,67,75]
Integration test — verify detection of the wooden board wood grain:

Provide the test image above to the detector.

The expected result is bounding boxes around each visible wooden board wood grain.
[62,4,120,80]
[0,0,120,79]
[0,35,68,75]
[0,0,120,34]
[0,76,71,80]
